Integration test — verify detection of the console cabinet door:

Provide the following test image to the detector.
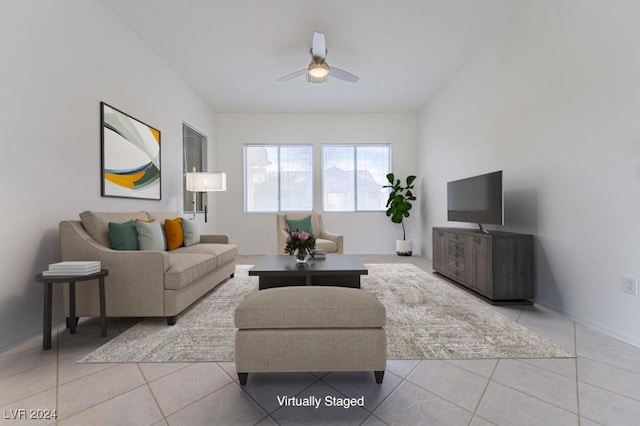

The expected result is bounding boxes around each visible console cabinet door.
[432,229,448,273]
[472,236,491,297]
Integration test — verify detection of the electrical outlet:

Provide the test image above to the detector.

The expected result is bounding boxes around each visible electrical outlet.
[621,276,638,295]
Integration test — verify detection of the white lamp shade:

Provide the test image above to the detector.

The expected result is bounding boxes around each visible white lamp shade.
[186,172,226,192]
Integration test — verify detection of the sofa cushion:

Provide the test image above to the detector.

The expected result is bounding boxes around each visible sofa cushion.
[80,211,148,248]
[165,218,184,251]
[108,220,139,250]
[136,220,166,251]
[165,253,217,290]
[182,218,200,247]
[235,286,386,329]
[174,243,238,266]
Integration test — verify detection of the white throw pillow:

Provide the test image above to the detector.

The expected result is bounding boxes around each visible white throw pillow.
[135,220,166,251]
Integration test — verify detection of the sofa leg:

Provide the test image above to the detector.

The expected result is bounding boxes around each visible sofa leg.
[238,373,248,385]
[230,273,235,278]
[374,371,384,384]
[167,316,177,326]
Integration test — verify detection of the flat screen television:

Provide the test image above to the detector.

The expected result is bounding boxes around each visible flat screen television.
[447,170,503,232]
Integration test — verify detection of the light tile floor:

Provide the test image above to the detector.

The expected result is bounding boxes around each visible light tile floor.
[1,255,639,425]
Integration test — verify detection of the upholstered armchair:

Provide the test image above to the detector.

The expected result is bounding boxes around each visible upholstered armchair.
[276,212,344,254]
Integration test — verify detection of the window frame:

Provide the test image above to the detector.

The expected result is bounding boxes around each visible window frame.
[321,143,391,213]
[182,123,207,213]
[243,144,314,213]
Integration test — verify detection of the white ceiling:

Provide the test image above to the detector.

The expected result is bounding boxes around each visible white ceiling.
[102,0,528,113]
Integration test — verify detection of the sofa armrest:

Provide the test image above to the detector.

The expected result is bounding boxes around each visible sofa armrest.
[200,234,230,244]
[319,230,344,254]
[59,220,170,317]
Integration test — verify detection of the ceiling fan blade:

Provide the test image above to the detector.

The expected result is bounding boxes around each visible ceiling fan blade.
[330,67,359,83]
[277,69,306,82]
[311,32,326,58]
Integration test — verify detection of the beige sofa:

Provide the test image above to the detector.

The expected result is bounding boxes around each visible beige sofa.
[59,211,237,325]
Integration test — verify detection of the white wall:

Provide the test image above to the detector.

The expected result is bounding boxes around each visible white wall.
[419,0,640,346]
[0,0,217,350]
[214,113,419,255]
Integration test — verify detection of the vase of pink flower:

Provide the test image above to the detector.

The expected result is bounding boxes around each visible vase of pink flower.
[284,229,316,264]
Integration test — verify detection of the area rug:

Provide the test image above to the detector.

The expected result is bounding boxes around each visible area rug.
[80,264,573,363]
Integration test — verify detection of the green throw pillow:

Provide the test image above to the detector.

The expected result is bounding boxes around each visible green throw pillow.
[182,218,200,247]
[286,215,313,234]
[135,220,165,251]
[108,220,138,250]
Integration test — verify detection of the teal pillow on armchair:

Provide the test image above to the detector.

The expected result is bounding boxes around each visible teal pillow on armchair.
[285,215,313,234]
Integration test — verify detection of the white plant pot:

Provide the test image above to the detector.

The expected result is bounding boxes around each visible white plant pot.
[396,239,413,256]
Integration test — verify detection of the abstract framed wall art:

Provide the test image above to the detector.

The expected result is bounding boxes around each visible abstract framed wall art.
[100,102,161,200]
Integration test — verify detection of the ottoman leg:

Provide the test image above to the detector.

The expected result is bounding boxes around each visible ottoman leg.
[238,373,248,385]
[374,371,384,384]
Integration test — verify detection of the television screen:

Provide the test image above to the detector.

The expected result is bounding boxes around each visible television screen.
[447,171,503,226]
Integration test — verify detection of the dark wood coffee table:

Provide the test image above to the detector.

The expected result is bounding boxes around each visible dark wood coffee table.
[249,254,368,290]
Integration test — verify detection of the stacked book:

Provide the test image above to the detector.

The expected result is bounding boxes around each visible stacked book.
[312,249,326,259]
[43,261,101,276]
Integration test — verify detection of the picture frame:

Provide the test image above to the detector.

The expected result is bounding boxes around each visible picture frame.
[100,102,161,200]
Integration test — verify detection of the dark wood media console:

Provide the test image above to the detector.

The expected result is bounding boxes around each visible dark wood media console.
[432,227,534,304]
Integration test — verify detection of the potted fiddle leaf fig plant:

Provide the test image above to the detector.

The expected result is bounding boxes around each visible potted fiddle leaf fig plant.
[384,173,417,256]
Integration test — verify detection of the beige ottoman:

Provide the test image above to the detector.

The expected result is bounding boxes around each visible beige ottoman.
[234,286,387,385]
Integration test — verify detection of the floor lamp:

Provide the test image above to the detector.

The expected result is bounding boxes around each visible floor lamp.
[185,170,227,222]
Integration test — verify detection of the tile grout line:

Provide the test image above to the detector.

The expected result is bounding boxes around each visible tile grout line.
[490,372,580,417]
[518,358,576,379]
[319,369,405,416]
[136,362,168,424]
[58,383,150,423]
[55,326,60,426]
[215,360,281,418]
[468,357,500,424]
[360,413,391,426]
[166,380,251,420]
[574,321,582,425]
[576,376,640,404]
[397,361,479,419]
[362,360,425,419]
[577,350,640,376]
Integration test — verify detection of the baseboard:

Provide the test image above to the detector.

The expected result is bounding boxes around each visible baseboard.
[533,299,640,349]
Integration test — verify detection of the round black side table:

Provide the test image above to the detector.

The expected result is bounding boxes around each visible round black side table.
[35,269,109,350]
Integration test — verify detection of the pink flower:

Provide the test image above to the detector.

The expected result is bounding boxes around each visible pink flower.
[298,231,310,241]
[283,228,316,256]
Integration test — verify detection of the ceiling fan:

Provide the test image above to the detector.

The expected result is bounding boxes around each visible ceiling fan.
[277,32,359,84]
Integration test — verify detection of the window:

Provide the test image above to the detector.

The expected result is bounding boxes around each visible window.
[244,144,313,212]
[322,144,390,212]
[182,124,207,213]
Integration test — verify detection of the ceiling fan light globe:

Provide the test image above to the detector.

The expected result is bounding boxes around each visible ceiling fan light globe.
[308,62,329,78]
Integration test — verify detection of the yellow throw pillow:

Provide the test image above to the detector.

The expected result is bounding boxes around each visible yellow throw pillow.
[165,218,184,251]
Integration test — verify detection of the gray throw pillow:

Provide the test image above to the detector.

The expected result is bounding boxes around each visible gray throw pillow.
[135,220,165,251]
[182,218,200,247]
